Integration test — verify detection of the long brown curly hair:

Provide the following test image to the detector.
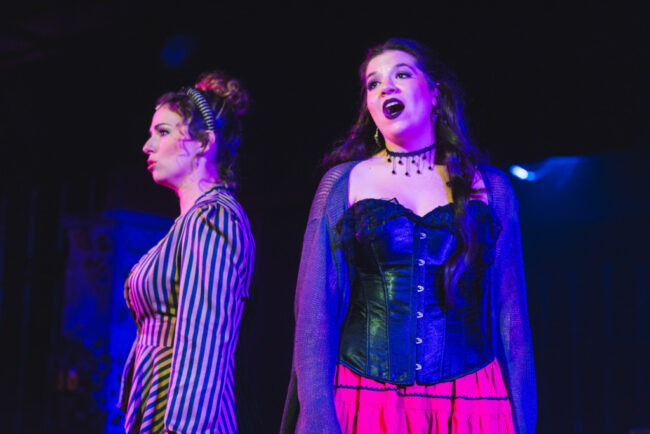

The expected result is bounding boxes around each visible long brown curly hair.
[324,38,487,301]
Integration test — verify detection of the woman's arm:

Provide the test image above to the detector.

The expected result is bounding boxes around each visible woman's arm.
[292,215,343,434]
[284,165,353,434]
[165,202,253,433]
[488,168,537,434]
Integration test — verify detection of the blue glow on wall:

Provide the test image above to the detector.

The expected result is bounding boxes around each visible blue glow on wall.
[61,210,173,433]
[161,34,193,68]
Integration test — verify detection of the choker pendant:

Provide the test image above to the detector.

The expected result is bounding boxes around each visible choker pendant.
[386,143,436,176]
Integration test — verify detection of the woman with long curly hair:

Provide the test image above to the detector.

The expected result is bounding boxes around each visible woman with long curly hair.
[281,38,536,433]
[119,71,255,433]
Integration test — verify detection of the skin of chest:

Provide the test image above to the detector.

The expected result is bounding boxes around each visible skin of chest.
[348,156,452,216]
[348,156,488,216]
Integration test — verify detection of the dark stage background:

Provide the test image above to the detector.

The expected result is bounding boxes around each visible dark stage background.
[1,2,649,433]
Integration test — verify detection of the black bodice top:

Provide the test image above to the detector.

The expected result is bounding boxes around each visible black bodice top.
[336,198,502,385]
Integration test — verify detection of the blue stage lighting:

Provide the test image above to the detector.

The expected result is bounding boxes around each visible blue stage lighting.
[509,156,581,183]
[510,165,533,180]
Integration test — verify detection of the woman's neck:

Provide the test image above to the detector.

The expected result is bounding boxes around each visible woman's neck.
[384,126,435,154]
[176,170,222,215]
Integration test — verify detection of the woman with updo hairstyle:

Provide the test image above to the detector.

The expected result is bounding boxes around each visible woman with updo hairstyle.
[119,70,255,433]
[281,39,536,433]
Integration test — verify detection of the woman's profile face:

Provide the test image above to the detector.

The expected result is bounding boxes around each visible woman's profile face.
[365,50,437,146]
[142,105,202,190]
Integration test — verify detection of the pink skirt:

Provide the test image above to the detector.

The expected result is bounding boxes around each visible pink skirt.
[334,359,515,434]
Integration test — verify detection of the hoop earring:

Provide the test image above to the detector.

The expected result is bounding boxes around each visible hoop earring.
[374,128,382,147]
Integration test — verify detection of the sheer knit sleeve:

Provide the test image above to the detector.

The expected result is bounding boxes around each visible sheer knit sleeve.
[484,166,537,434]
[281,163,355,434]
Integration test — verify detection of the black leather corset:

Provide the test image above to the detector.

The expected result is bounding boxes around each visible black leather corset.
[335,198,501,385]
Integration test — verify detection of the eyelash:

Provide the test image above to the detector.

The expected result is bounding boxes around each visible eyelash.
[367,80,380,90]
[367,71,412,90]
[157,128,170,136]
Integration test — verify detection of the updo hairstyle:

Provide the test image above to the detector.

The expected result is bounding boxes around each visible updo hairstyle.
[156,70,249,186]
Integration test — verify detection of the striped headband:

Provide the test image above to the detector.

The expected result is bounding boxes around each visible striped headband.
[185,88,225,131]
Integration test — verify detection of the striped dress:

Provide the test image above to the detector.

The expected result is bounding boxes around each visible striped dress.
[118,186,255,433]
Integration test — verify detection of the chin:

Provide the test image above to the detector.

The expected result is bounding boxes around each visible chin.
[154,177,178,191]
[151,173,167,187]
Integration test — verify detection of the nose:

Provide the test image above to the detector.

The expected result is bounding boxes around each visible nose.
[380,77,397,96]
[142,137,155,154]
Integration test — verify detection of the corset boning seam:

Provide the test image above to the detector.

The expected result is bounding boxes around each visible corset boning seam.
[369,239,390,376]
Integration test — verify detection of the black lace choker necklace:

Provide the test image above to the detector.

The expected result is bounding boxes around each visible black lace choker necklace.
[386,143,436,176]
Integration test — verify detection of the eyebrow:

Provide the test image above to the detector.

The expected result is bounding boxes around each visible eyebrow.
[149,122,174,135]
[366,63,416,80]
[149,122,173,133]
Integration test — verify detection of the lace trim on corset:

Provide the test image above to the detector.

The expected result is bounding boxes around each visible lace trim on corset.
[334,198,502,267]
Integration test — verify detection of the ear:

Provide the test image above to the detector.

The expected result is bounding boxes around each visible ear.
[431,86,440,108]
[200,130,218,154]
